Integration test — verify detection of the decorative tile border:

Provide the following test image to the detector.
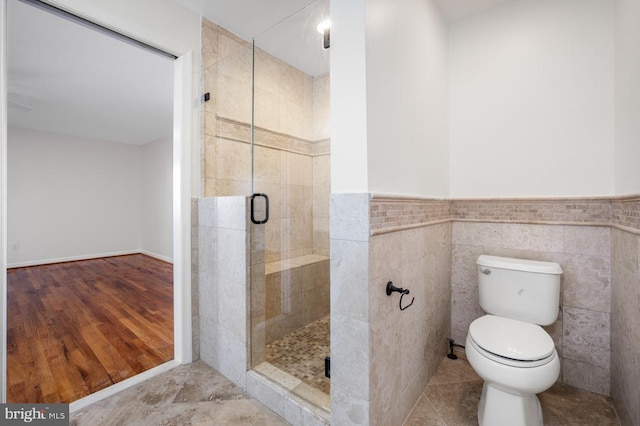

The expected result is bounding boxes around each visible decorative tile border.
[370,195,640,235]
[611,195,640,232]
[370,195,452,235]
[452,197,612,226]
[217,117,330,157]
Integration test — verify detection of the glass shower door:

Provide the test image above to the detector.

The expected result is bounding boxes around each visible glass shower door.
[248,0,332,408]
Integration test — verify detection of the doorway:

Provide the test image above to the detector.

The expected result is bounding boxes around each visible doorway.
[5,0,175,403]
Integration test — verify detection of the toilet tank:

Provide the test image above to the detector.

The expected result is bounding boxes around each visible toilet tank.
[477,255,562,326]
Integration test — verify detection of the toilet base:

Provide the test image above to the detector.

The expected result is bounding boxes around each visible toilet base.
[478,382,543,426]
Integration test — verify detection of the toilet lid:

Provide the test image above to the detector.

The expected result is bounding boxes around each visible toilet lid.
[469,315,555,361]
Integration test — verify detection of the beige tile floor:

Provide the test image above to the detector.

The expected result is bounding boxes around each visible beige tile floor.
[70,361,288,426]
[404,350,621,426]
[71,350,622,425]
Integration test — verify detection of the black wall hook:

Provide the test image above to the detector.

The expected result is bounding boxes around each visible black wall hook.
[386,281,415,311]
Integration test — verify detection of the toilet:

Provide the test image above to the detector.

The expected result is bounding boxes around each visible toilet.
[465,255,563,426]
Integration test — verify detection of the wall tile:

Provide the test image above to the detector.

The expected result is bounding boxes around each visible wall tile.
[369,301,402,426]
[331,193,370,242]
[313,74,331,141]
[369,232,402,281]
[563,358,610,396]
[451,284,484,334]
[612,228,638,275]
[451,244,484,288]
[331,239,369,321]
[313,155,331,186]
[217,325,248,390]
[610,253,640,425]
[198,197,217,227]
[218,277,247,341]
[330,384,369,426]
[301,260,330,292]
[215,137,251,182]
[201,20,219,70]
[215,196,247,231]
[216,74,252,124]
[562,254,610,312]
[282,151,313,187]
[217,228,247,284]
[216,31,252,84]
[253,144,282,184]
[199,314,219,369]
[401,226,429,264]
[331,313,370,400]
[563,225,610,256]
[563,307,610,368]
[502,223,564,252]
[452,222,501,247]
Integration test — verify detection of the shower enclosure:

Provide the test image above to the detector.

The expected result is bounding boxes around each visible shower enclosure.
[200,0,330,410]
[249,0,331,409]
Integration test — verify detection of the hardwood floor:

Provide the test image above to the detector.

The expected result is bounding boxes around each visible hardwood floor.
[7,254,174,403]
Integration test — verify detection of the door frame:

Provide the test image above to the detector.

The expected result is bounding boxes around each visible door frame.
[0,0,195,406]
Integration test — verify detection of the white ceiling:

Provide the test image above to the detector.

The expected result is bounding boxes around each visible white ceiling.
[7,0,174,146]
[7,0,513,146]
[193,0,516,41]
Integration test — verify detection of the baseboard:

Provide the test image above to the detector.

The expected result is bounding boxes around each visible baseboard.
[6,250,173,269]
[140,250,174,264]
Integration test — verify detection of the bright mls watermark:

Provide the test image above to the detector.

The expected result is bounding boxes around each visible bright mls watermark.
[2,404,68,425]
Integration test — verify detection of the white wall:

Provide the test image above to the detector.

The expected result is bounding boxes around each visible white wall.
[141,136,173,261]
[614,0,640,195]
[0,0,200,384]
[365,0,449,197]
[330,0,369,193]
[330,0,449,197]
[7,127,173,266]
[449,0,614,198]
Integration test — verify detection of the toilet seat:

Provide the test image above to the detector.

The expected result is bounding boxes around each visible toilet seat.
[469,315,556,368]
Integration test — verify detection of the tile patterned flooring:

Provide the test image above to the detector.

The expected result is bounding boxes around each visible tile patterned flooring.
[71,349,622,425]
[266,315,331,395]
[70,361,288,426]
[404,350,621,425]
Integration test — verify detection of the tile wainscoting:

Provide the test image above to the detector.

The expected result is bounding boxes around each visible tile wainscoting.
[331,194,451,426]
[192,193,638,425]
[610,197,640,426]
[368,194,639,425]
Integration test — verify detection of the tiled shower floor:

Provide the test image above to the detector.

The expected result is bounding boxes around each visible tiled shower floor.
[266,315,331,395]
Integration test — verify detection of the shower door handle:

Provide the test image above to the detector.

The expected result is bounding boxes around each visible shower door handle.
[250,193,269,224]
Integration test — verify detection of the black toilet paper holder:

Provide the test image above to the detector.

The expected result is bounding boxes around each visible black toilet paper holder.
[386,281,414,311]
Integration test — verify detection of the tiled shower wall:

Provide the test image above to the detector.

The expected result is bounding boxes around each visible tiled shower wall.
[610,197,640,426]
[201,19,330,263]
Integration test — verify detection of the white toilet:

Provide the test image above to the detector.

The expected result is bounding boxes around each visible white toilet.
[465,255,563,426]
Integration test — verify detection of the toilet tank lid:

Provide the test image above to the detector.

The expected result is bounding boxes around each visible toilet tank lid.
[477,255,563,274]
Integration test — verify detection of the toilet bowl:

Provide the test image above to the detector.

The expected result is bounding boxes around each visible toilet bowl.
[466,256,563,426]
[466,315,560,426]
